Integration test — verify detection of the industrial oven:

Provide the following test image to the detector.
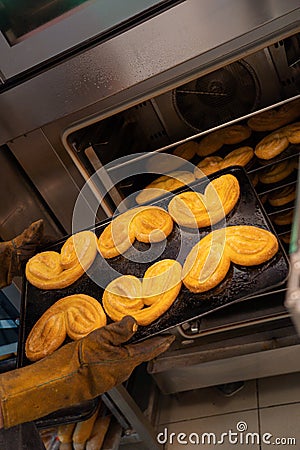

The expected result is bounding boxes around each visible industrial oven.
[0,1,300,449]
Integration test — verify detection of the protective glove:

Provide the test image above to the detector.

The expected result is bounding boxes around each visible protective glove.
[0,219,44,288]
[0,316,174,429]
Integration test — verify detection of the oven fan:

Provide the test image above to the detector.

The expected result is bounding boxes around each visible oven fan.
[173,60,261,132]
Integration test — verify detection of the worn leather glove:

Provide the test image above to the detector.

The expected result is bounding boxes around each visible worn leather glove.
[0,316,175,429]
[0,220,44,288]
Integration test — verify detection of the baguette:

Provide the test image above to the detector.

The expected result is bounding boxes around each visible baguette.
[57,423,76,444]
[72,407,100,449]
[86,415,111,450]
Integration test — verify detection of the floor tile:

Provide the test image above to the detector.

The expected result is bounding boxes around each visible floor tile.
[259,403,300,450]
[157,409,259,450]
[258,372,300,407]
[158,380,257,425]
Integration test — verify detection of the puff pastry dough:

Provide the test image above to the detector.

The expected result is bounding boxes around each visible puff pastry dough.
[25,294,106,361]
[98,206,173,258]
[102,259,182,325]
[168,174,240,228]
[197,125,251,157]
[26,231,97,290]
[135,171,195,204]
[183,226,278,293]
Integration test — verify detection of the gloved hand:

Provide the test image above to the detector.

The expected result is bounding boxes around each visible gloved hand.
[0,316,175,429]
[0,219,44,288]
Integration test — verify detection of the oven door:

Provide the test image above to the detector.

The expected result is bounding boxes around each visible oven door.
[0,0,172,81]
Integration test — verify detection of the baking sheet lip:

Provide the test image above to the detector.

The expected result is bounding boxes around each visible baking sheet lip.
[130,272,290,344]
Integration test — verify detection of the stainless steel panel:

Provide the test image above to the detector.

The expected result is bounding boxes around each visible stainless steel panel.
[0,0,299,144]
[7,129,107,233]
[149,328,300,393]
[0,0,166,79]
[0,145,62,240]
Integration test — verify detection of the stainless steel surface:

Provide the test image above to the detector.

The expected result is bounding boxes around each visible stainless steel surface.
[0,0,299,144]
[0,144,62,240]
[104,385,162,450]
[0,0,166,79]
[149,324,300,393]
[7,130,108,233]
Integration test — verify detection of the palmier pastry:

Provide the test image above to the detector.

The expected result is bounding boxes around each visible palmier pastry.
[259,159,295,184]
[146,151,186,173]
[183,226,278,293]
[221,146,254,168]
[197,124,251,157]
[25,294,106,361]
[135,171,195,204]
[194,156,223,177]
[172,141,198,160]
[255,121,300,160]
[102,259,182,325]
[26,231,97,290]
[194,147,254,179]
[98,206,173,258]
[268,185,296,207]
[272,209,294,226]
[168,174,240,228]
[285,122,300,144]
[247,98,300,131]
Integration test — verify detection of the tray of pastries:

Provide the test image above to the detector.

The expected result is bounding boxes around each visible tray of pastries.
[19,166,289,364]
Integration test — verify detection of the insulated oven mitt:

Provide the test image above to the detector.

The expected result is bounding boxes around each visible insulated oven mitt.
[0,316,175,429]
[0,219,44,288]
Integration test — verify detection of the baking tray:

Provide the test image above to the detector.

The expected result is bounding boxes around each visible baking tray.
[19,166,289,346]
[17,166,289,425]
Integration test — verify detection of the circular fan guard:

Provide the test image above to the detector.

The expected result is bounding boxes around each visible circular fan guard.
[173,60,261,132]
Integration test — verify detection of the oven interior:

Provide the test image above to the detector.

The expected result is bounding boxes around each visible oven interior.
[62,32,300,359]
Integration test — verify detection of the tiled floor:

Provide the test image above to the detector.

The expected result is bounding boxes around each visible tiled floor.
[155,372,300,449]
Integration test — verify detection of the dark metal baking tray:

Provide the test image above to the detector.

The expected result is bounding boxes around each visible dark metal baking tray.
[19,166,289,353]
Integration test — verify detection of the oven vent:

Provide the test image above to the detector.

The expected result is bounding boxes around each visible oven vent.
[173,60,261,132]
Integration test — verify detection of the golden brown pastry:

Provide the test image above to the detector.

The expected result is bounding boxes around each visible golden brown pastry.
[102,259,182,325]
[97,206,173,258]
[249,172,259,187]
[285,121,300,144]
[172,141,199,160]
[26,231,97,290]
[221,146,254,168]
[255,121,300,160]
[197,124,251,156]
[135,171,195,204]
[259,159,295,184]
[194,156,223,177]
[131,207,174,243]
[247,98,300,131]
[97,212,136,259]
[194,147,254,179]
[268,185,296,207]
[25,294,107,361]
[272,209,294,226]
[168,174,240,228]
[280,232,291,245]
[183,226,278,293]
